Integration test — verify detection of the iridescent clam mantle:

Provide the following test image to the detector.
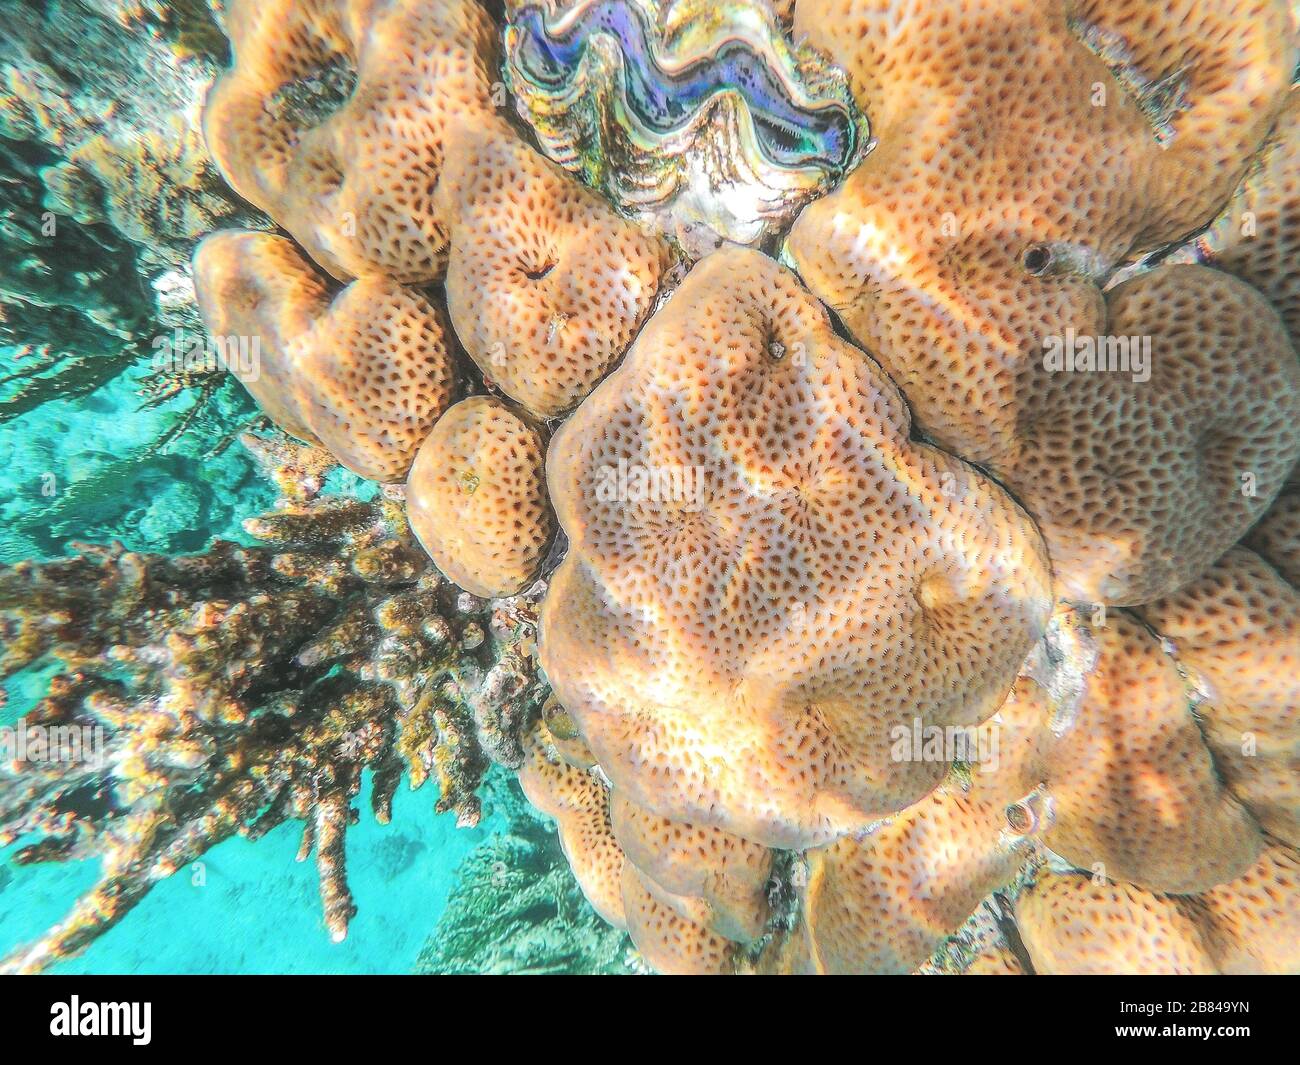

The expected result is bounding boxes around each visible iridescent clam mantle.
[505,0,869,253]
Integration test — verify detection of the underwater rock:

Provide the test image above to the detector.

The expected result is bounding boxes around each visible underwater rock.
[416,770,635,975]
[0,137,152,420]
[0,0,269,453]
[505,0,867,253]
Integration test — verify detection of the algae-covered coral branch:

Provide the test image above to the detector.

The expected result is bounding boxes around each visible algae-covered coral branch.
[0,434,545,972]
[0,0,265,447]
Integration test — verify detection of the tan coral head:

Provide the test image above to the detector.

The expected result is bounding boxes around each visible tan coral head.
[539,245,1054,850]
[406,396,555,599]
[192,230,456,482]
[204,0,501,282]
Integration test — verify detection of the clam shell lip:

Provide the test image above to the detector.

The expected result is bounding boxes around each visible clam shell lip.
[504,0,870,247]
[509,0,859,171]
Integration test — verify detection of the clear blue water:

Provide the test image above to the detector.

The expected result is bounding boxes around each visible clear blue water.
[0,768,498,974]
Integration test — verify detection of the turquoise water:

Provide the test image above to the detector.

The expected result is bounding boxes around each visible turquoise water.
[0,354,272,564]
[0,771,499,974]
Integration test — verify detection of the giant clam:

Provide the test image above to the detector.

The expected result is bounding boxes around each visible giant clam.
[504,0,869,253]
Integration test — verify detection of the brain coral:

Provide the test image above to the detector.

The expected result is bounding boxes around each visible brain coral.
[1245,479,1300,586]
[609,790,772,943]
[517,720,628,929]
[43,0,1298,977]
[1016,871,1220,975]
[1010,607,1263,893]
[1137,546,1300,846]
[784,0,1300,605]
[540,245,1054,849]
[193,230,457,481]
[999,265,1300,605]
[407,396,554,599]
[1017,844,1300,975]
[438,124,672,418]
[204,0,500,282]
[619,862,741,975]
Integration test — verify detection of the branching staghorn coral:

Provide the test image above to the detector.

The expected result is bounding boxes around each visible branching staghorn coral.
[0,0,272,450]
[0,434,545,972]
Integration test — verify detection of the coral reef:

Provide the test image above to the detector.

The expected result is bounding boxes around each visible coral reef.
[1173,89,1300,339]
[4,0,1300,977]
[437,124,672,417]
[1136,547,1300,848]
[785,0,1300,605]
[517,717,773,974]
[1017,844,1300,975]
[1011,608,1263,894]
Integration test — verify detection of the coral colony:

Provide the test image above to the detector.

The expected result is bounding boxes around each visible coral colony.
[1,0,1299,976]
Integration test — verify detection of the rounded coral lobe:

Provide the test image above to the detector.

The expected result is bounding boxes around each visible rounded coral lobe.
[193,230,458,482]
[440,128,671,418]
[540,246,1054,849]
[407,396,554,599]
[204,0,502,282]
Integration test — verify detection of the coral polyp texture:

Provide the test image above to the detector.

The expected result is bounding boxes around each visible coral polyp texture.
[1136,546,1300,847]
[437,125,672,417]
[1016,845,1300,975]
[1000,265,1300,605]
[407,396,554,599]
[205,0,501,282]
[784,0,1300,603]
[4,0,1300,978]
[1176,87,1300,340]
[787,0,1295,447]
[540,246,1054,849]
[193,230,458,481]
[1008,608,1263,894]
[504,0,868,250]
